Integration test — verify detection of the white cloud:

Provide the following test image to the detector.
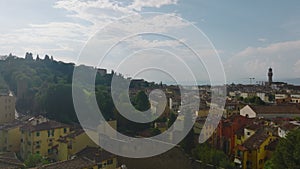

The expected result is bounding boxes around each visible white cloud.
[226,40,300,82]
[0,0,187,61]
[129,0,178,11]
[257,38,267,42]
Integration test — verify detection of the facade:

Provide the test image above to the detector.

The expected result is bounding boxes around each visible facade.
[57,129,98,161]
[20,118,70,160]
[240,104,300,119]
[291,94,300,103]
[0,121,23,152]
[0,91,16,124]
[234,127,277,169]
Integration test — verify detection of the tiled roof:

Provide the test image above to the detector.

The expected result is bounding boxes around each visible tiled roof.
[251,105,300,114]
[0,120,24,130]
[242,130,269,150]
[280,121,300,131]
[76,146,116,163]
[21,120,69,132]
[38,157,95,169]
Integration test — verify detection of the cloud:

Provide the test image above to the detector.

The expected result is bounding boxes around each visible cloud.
[226,40,300,82]
[257,38,267,42]
[129,0,178,11]
[0,0,188,60]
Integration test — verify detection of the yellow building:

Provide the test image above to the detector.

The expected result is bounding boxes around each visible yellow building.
[0,120,23,152]
[57,129,98,161]
[234,129,276,169]
[0,91,16,124]
[39,146,118,169]
[20,117,70,160]
[57,120,117,161]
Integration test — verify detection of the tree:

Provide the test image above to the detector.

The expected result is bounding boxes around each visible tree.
[24,154,49,168]
[134,91,150,111]
[192,143,235,169]
[269,129,300,169]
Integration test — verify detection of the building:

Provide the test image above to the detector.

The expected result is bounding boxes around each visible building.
[0,90,16,124]
[0,120,23,152]
[20,116,71,160]
[291,94,300,103]
[76,146,117,169]
[216,115,254,155]
[234,129,276,169]
[268,67,273,86]
[277,121,300,138]
[240,104,300,119]
[57,128,98,161]
[240,92,256,99]
[37,157,98,169]
[97,68,107,76]
[275,93,290,104]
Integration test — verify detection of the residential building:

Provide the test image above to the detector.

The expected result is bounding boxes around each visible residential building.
[277,121,300,138]
[20,117,70,160]
[234,129,277,169]
[216,115,254,155]
[291,94,300,103]
[57,128,98,161]
[0,90,16,124]
[76,146,117,169]
[275,93,290,104]
[240,104,300,119]
[0,120,23,152]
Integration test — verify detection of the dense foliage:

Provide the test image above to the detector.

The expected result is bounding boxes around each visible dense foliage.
[192,143,235,169]
[265,129,300,169]
[0,54,160,133]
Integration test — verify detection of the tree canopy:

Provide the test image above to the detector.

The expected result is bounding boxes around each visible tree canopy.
[265,129,300,169]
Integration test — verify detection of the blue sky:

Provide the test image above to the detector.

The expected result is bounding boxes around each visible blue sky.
[1,0,300,84]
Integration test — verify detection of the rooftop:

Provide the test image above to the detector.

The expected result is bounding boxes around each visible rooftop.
[242,129,270,150]
[21,120,69,132]
[76,146,116,163]
[250,104,300,114]
[37,157,95,169]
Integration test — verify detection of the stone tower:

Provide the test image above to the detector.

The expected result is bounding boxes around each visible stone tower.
[268,67,273,86]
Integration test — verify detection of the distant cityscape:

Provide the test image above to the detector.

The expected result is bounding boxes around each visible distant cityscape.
[0,53,300,169]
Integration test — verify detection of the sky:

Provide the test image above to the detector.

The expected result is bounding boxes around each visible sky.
[1,0,300,84]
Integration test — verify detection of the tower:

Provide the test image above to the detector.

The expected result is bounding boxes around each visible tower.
[268,67,273,86]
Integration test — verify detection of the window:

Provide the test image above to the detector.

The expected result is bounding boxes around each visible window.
[64,128,67,133]
[107,159,113,165]
[247,132,251,135]
[36,132,40,137]
[98,163,102,168]
[51,130,55,136]
[48,130,51,137]
[48,149,52,154]
[36,151,40,154]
